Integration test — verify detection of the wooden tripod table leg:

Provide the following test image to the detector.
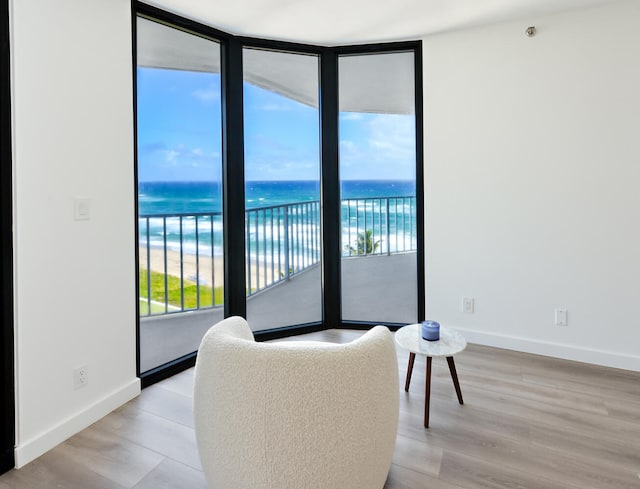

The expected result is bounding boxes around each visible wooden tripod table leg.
[446,356,464,405]
[404,352,416,392]
[424,356,432,428]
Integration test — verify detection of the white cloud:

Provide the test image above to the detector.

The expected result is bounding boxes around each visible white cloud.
[339,140,357,152]
[243,132,320,180]
[340,112,364,121]
[339,140,361,166]
[259,103,294,112]
[165,149,180,162]
[339,113,415,179]
[192,85,220,103]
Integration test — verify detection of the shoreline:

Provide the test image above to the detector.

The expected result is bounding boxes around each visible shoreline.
[138,247,290,289]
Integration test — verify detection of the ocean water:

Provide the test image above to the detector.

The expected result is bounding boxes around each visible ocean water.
[138,180,417,257]
[138,180,415,215]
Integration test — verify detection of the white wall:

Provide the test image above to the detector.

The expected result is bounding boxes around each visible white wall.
[423,0,640,370]
[11,0,139,466]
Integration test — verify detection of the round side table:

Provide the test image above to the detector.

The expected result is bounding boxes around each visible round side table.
[395,324,467,428]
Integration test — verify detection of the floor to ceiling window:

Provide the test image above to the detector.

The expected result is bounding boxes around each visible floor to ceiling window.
[338,51,418,325]
[134,3,423,381]
[242,48,322,330]
[0,0,14,473]
[136,16,225,372]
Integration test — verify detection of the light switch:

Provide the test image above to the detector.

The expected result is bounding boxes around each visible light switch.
[74,198,91,221]
[462,297,474,314]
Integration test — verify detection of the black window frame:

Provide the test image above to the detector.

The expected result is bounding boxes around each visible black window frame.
[1,0,15,474]
[133,1,424,386]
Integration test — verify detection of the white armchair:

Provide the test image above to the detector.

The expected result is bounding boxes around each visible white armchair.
[194,316,399,489]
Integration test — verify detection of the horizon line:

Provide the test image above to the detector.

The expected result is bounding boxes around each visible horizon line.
[139,178,416,184]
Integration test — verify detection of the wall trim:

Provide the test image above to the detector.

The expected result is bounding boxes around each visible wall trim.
[14,378,141,468]
[457,327,640,372]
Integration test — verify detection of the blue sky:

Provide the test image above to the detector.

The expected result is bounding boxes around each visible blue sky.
[137,67,416,182]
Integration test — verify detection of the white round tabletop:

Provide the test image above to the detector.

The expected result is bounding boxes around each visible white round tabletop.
[395,324,467,357]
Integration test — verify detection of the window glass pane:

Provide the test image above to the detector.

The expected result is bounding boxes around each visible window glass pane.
[243,48,322,331]
[339,51,418,324]
[136,17,224,372]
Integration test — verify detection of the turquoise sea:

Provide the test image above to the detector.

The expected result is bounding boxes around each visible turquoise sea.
[138,180,415,214]
[138,180,417,256]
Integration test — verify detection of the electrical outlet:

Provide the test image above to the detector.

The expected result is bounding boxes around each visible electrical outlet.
[74,365,88,389]
[462,297,475,314]
[555,309,568,326]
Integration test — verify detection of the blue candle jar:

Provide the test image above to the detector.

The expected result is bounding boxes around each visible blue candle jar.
[421,320,440,341]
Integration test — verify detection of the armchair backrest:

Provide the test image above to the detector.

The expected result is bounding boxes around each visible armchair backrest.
[194,316,399,489]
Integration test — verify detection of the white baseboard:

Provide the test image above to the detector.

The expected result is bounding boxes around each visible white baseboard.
[456,328,640,372]
[14,378,141,468]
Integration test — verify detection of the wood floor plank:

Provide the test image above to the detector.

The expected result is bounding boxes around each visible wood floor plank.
[154,368,194,398]
[457,369,610,415]
[604,397,640,423]
[132,458,208,489]
[399,393,531,446]
[0,449,126,489]
[448,345,525,382]
[461,382,640,448]
[438,450,578,489]
[529,424,640,475]
[384,463,465,489]
[55,423,165,488]
[94,402,202,471]
[521,371,640,404]
[391,433,443,476]
[437,427,638,489]
[130,382,195,428]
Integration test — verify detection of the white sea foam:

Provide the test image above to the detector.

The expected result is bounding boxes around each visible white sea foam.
[139,181,417,275]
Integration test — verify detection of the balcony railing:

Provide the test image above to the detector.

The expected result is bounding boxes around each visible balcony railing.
[342,196,416,256]
[139,196,416,316]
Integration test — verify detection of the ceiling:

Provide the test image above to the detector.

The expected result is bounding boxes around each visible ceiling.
[144,0,623,45]
[137,17,416,113]
[137,0,623,114]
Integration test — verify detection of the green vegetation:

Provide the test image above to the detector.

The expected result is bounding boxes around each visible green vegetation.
[349,229,381,255]
[139,269,224,314]
[139,299,169,316]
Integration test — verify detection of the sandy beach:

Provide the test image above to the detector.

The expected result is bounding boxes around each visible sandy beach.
[139,247,287,290]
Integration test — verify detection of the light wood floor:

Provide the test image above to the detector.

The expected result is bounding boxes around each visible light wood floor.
[2,329,639,488]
